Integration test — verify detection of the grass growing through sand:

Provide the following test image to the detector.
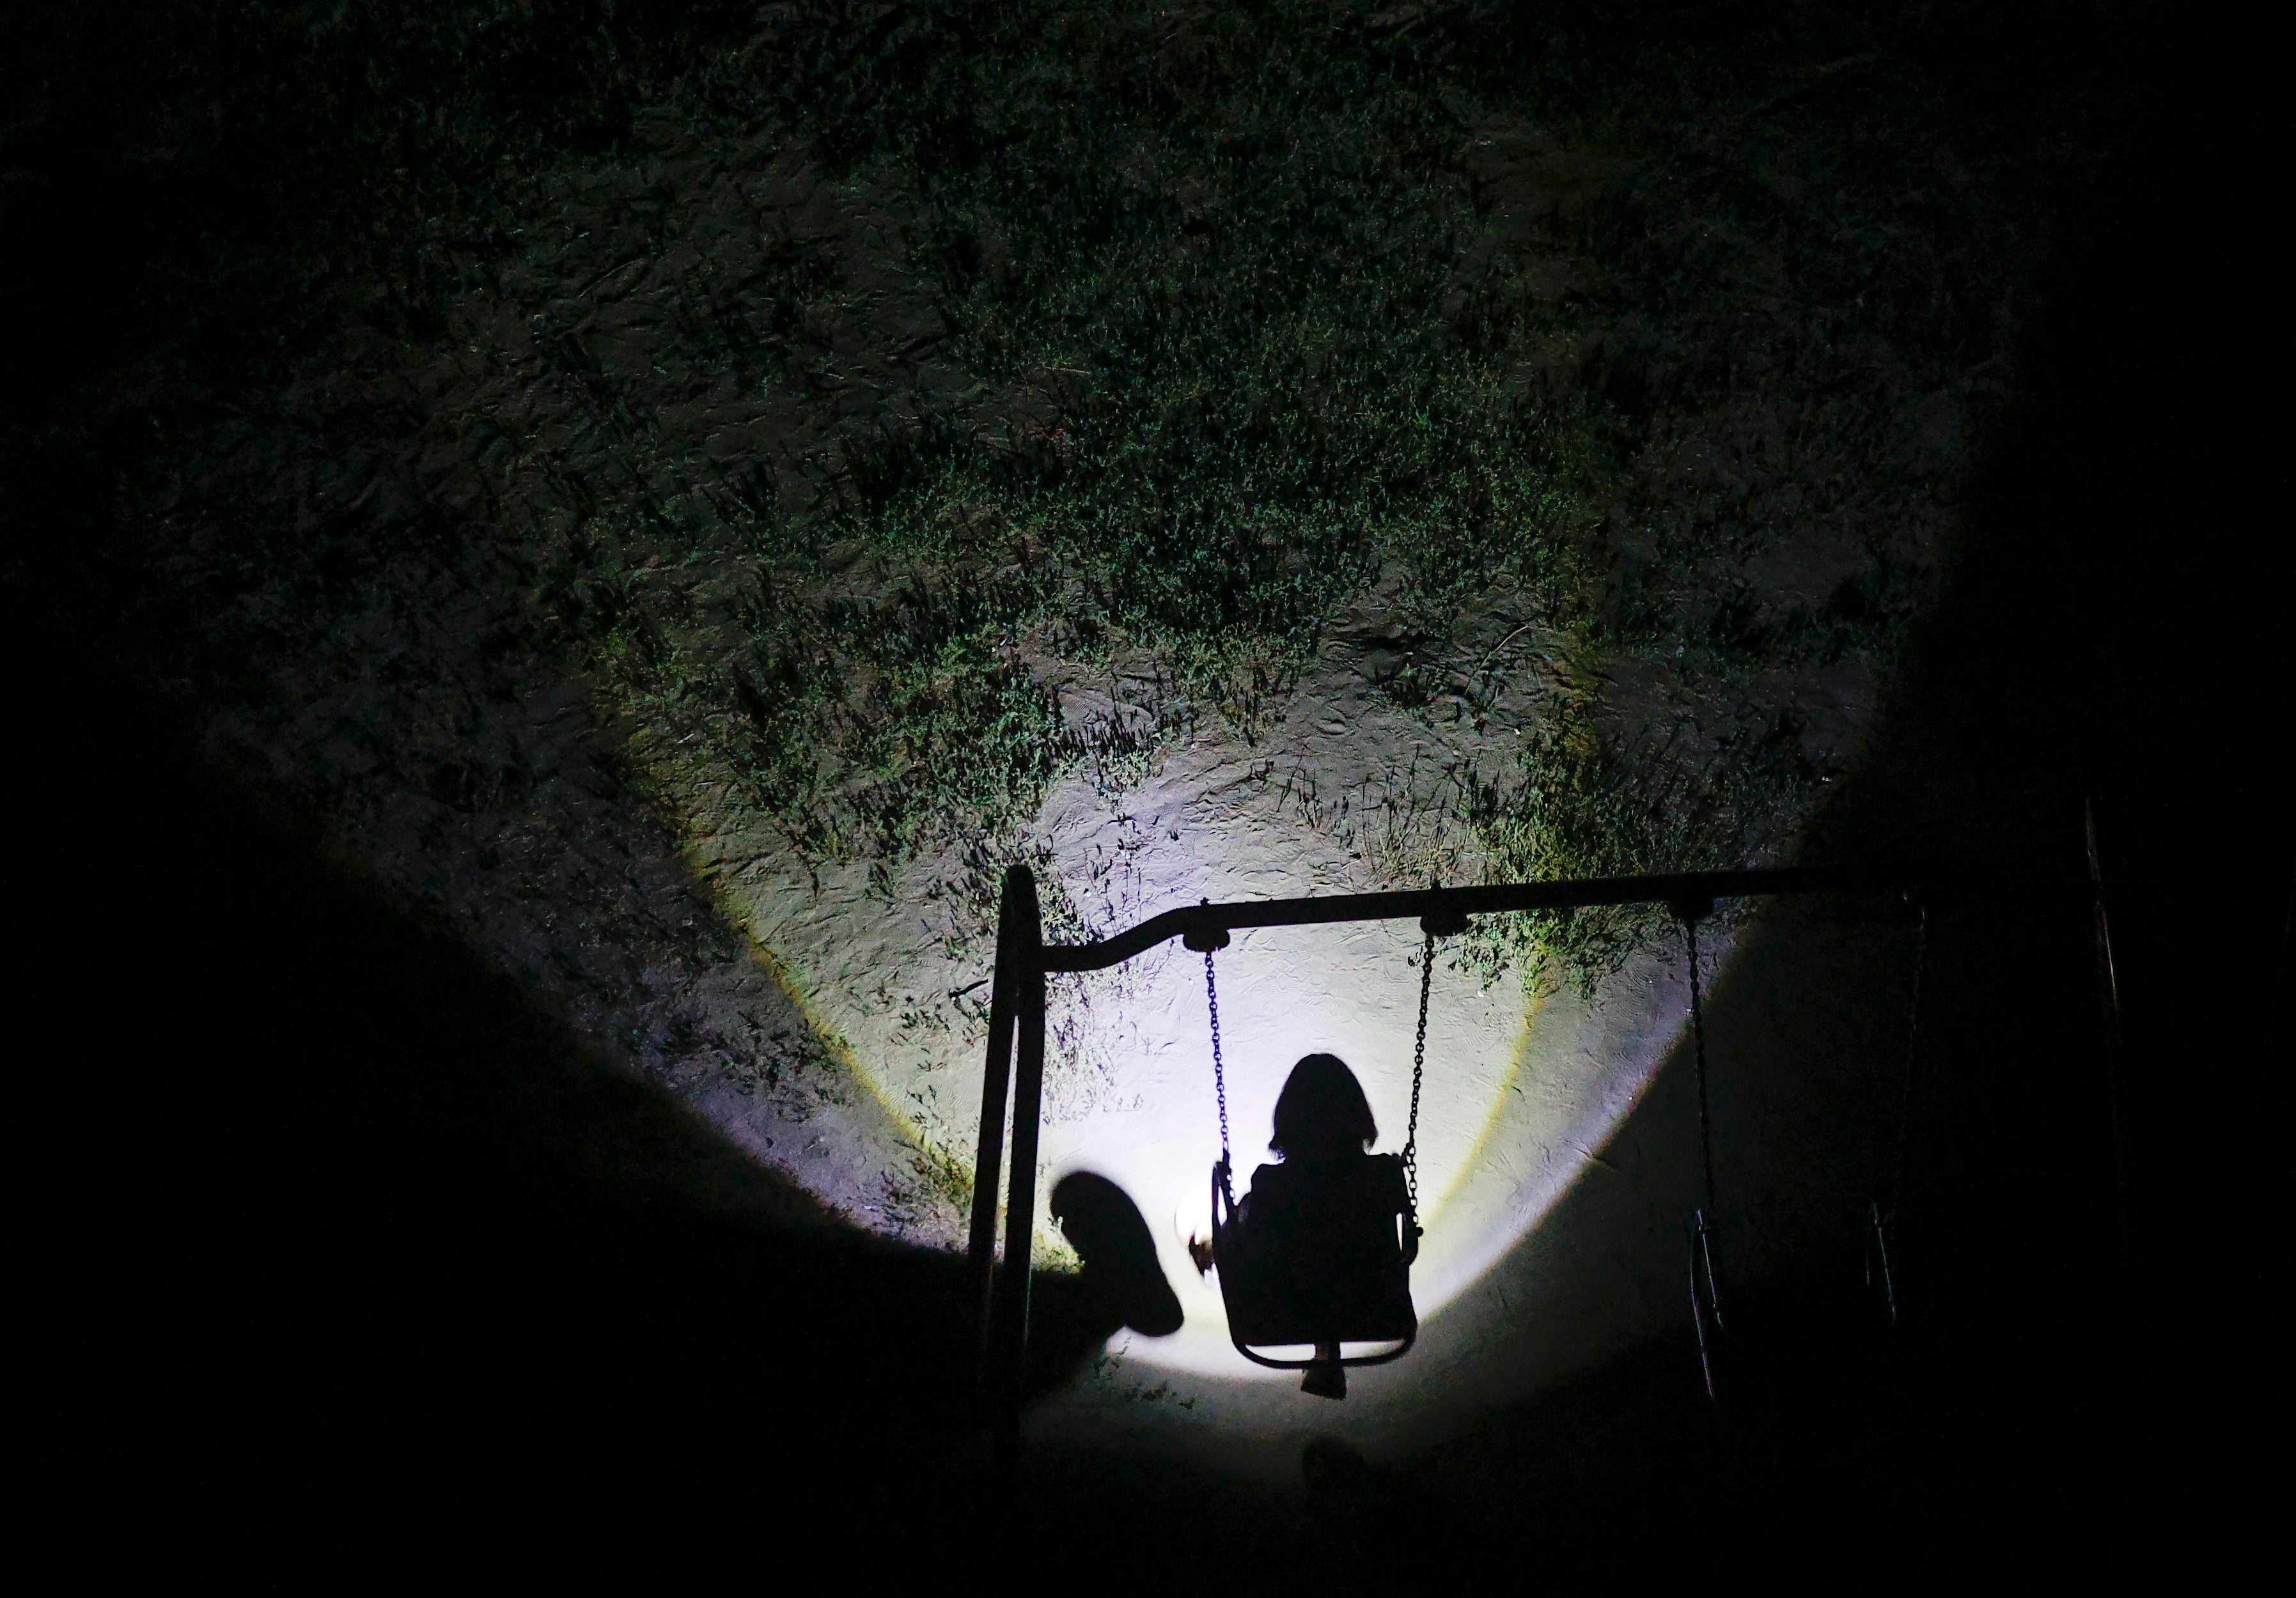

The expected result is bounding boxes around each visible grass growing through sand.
[535,6,1806,989]
[53,1,2010,997]
[709,98,1608,860]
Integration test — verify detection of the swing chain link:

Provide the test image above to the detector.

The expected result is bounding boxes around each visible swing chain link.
[1205,948,1230,1167]
[1683,910,1717,1220]
[1403,931,1432,1220]
[1678,904,1726,1395]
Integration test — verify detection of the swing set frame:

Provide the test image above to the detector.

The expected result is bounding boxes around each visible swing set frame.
[965,860,1909,1441]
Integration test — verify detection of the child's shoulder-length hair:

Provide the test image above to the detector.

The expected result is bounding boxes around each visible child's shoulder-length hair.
[1270,1052,1378,1157]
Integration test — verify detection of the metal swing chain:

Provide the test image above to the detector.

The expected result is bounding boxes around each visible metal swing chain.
[1205,947,1231,1167]
[1682,910,1726,1395]
[1886,901,1932,1216]
[1403,931,1433,1220]
[1868,899,1930,1326]
[1685,915,1716,1220]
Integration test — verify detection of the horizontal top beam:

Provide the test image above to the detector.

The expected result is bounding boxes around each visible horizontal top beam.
[1040,864,1909,974]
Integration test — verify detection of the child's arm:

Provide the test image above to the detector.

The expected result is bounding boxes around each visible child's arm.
[1387,1155,1420,1265]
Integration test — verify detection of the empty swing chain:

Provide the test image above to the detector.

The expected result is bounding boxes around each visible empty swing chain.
[1205,947,1231,1167]
[1685,916,1717,1220]
[1682,908,1726,1399]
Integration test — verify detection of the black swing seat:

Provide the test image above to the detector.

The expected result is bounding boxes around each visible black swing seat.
[1210,1154,1418,1370]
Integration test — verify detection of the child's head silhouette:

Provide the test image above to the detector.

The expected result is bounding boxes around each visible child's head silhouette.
[1270,1053,1378,1161]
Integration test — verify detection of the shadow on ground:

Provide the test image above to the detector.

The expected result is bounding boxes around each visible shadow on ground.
[9,626,1148,1571]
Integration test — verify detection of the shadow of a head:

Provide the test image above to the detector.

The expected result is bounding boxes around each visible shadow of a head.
[1049,1171,1183,1337]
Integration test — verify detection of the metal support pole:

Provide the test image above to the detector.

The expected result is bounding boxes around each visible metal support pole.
[1040,864,1916,974]
[965,867,1027,1390]
[988,865,1045,1454]
[2084,798,2131,1273]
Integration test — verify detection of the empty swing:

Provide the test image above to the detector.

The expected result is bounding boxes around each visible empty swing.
[1673,889,1932,1400]
[1677,897,1726,1404]
[1187,904,1465,1399]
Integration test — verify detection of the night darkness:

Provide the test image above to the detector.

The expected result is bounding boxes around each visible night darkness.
[5,2,2279,1583]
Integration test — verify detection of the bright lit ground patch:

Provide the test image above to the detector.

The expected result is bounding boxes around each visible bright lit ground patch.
[690,600,1710,1391]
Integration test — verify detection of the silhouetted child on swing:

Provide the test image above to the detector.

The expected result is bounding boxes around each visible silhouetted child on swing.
[1236,1053,1418,1399]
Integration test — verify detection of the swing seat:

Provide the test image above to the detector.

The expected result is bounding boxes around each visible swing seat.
[1210,1157,1418,1369]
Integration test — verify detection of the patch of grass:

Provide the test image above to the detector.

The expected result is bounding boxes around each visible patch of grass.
[593,13,1619,880]
[462,1,2006,997]
[1456,712,1811,993]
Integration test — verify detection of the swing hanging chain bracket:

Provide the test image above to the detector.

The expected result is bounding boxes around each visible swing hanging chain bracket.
[1419,897,1471,941]
[1183,901,1237,1162]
